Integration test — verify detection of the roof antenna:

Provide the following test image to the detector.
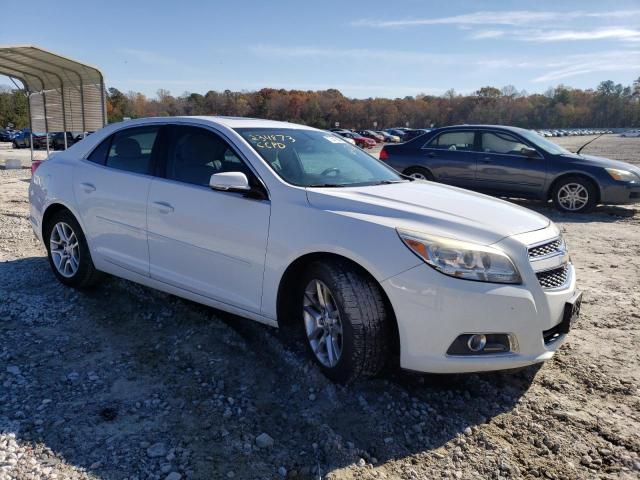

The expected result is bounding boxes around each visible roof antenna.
[576,132,605,155]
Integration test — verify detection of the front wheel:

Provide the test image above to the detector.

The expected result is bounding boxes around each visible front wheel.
[45,210,103,288]
[551,176,597,213]
[299,260,390,383]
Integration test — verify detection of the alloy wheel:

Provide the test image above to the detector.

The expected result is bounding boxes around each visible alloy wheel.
[303,279,344,367]
[409,172,427,180]
[49,221,80,278]
[557,183,589,211]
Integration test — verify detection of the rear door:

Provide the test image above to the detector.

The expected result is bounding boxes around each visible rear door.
[420,130,477,188]
[475,130,547,197]
[73,125,161,275]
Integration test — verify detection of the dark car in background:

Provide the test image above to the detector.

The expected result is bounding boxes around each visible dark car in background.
[380,125,640,213]
[12,129,51,149]
[385,128,407,140]
[51,132,77,150]
[0,128,17,142]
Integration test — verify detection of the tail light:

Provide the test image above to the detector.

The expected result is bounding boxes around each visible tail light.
[379,148,389,161]
[31,160,43,176]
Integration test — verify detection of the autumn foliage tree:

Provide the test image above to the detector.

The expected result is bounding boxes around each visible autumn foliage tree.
[2,79,640,131]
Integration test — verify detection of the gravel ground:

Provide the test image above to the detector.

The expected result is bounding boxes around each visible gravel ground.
[1,135,639,479]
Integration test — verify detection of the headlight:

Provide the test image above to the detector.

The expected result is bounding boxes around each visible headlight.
[605,168,638,182]
[397,229,522,284]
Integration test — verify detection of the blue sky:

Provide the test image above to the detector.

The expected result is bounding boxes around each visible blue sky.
[1,0,639,98]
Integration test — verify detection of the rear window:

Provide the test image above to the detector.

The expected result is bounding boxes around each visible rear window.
[425,131,475,151]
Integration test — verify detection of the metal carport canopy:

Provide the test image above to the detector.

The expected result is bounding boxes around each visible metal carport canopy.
[0,44,107,143]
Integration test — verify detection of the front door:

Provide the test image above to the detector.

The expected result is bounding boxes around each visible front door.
[146,124,271,313]
[475,130,547,197]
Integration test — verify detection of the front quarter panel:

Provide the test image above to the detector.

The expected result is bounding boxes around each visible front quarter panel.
[260,188,423,319]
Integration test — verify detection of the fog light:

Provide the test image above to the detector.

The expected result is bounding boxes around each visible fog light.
[446,333,517,355]
[467,334,487,352]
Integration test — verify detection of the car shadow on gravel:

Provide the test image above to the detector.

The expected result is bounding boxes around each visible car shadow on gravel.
[1,258,540,479]
[507,198,637,223]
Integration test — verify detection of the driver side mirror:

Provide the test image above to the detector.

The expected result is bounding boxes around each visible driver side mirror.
[209,172,251,192]
[521,147,539,158]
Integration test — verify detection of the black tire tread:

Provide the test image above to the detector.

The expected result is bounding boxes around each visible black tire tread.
[404,166,434,181]
[306,260,389,383]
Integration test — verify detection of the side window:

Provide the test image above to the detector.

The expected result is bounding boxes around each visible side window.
[426,131,474,151]
[482,132,530,156]
[87,136,112,165]
[165,126,250,187]
[106,127,159,174]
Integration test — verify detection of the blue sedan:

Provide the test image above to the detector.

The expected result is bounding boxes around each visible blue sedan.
[379,125,640,213]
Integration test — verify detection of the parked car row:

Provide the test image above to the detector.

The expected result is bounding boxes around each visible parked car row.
[6,129,92,150]
[620,129,640,137]
[533,129,612,137]
[330,127,433,146]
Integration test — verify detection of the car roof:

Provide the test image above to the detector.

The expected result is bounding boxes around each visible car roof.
[433,124,530,134]
[110,115,316,131]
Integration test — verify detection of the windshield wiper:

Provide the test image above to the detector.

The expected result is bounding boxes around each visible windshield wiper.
[307,183,346,188]
[368,180,407,185]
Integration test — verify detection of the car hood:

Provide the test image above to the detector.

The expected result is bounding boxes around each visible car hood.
[306,181,550,245]
[562,153,640,174]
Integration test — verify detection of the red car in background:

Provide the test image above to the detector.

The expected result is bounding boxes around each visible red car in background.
[337,131,377,149]
[357,130,385,143]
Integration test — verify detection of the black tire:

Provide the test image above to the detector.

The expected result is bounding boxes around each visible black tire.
[298,260,390,383]
[551,175,597,213]
[404,166,434,181]
[12,141,19,149]
[44,209,103,289]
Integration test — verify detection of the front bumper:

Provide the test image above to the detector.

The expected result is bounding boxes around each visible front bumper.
[601,182,640,205]
[382,260,577,374]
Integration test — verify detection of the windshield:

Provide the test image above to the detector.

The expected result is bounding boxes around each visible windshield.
[235,128,404,187]
[519,129,571,155]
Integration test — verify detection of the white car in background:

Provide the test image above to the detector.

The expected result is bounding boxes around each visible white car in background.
[29,116,581,382]
[620,129,640,137]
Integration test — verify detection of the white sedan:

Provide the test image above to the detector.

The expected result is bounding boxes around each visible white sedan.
[29,116,581,382]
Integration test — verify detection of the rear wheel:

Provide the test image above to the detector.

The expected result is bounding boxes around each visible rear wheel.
[299,260,390,383]
[404,167,434,181]
[45,209,103,288]
[551,176,597,213]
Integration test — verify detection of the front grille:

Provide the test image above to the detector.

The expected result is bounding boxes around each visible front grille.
[536,265,569,289]
[528,239,562,259]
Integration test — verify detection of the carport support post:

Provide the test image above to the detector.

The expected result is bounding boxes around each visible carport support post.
[27,93,34,163]
[61,86,68,150]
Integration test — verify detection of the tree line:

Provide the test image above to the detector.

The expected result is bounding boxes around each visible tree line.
[1,79,639,131]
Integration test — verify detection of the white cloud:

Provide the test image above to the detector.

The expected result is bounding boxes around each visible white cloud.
[352,9,640,28]
[470,30,505,39]
[249,44,639,87]
[523,27,640,42]
[532,51,640,82]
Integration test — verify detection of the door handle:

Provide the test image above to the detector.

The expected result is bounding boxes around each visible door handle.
[80,182,96,193]
[427,152,436,158]
[480,157,491,163]
[152,201,174,214]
